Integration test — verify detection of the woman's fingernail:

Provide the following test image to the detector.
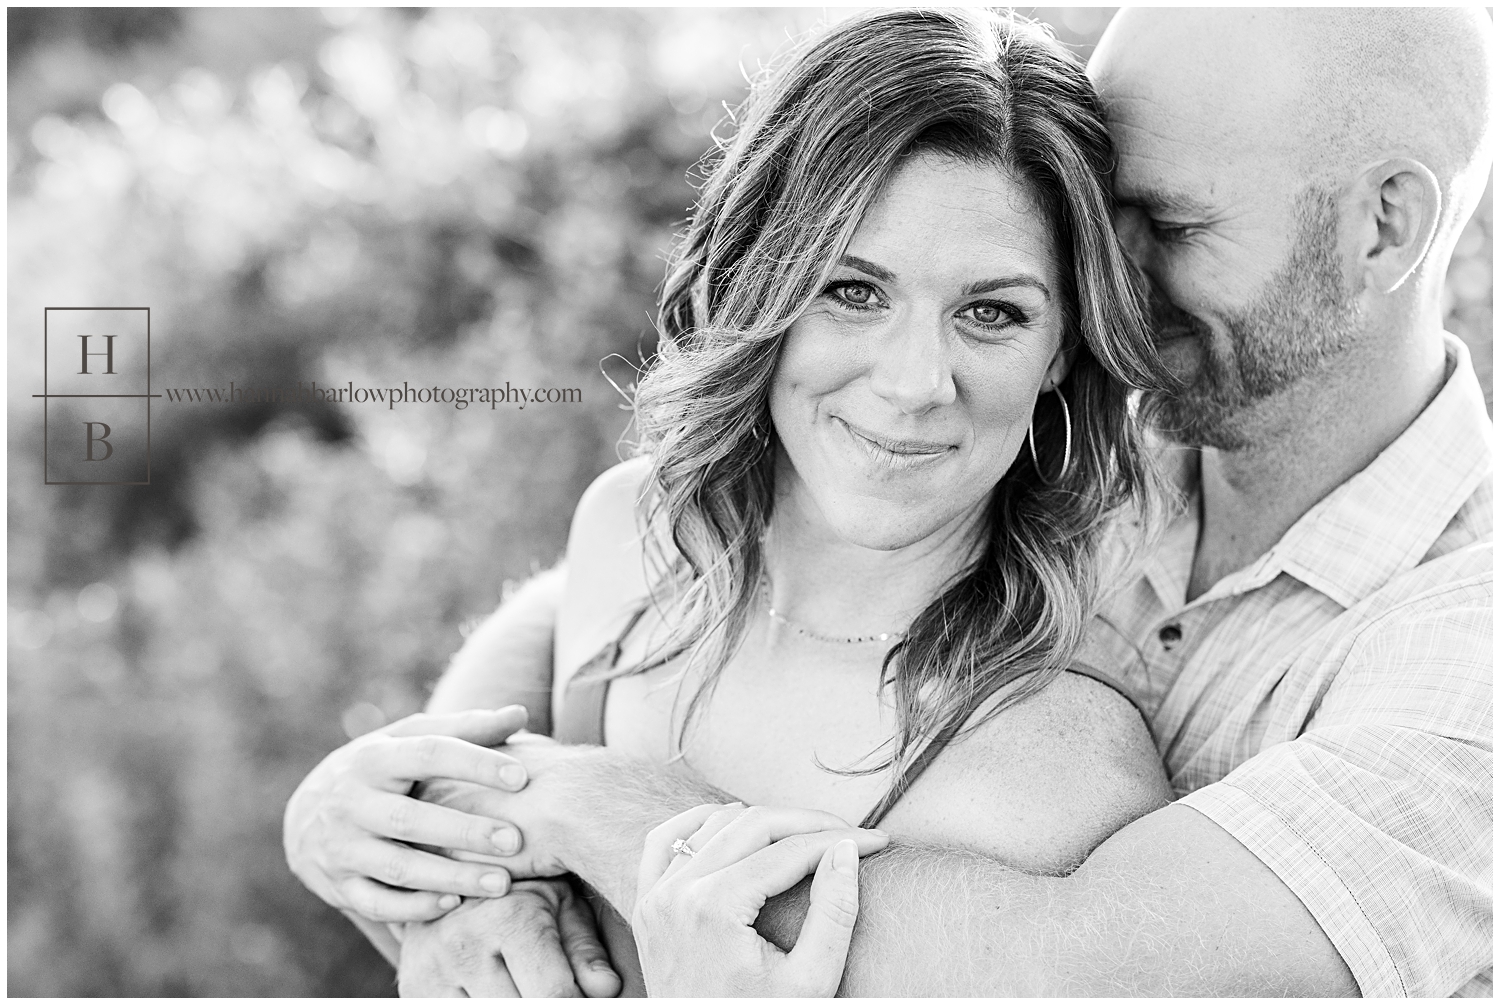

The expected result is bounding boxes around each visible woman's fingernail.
[480,873,508,894]
[834,839,858,875]
[500,764,526,788]
[438,894,461,909]
[491,828,520,853]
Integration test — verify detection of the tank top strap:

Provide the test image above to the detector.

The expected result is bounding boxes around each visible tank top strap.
[553,605,649,746]
[857,663,1147,830]
[1064,661,1153,737]
[857,704,971,829]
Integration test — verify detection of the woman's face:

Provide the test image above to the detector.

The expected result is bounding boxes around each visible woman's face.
[770,151,1068,551]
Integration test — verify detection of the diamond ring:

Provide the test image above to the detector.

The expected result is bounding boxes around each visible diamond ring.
[670,838,696,858]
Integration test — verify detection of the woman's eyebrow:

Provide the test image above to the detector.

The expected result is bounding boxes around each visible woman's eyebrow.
[837,254,897,282]
[963,276,1051,300]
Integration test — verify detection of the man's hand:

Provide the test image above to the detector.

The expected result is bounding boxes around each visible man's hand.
[283,707,533,921]
[398,879,623,997]
[415,731,593,881]
[632,803,888,997]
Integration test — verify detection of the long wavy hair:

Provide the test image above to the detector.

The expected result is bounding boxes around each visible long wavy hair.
[613,8,1169,774]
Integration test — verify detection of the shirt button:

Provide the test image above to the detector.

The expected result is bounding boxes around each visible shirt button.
[1158,624,1183,650]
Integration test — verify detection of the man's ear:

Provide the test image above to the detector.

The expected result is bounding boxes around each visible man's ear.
[1350,157,1442,295]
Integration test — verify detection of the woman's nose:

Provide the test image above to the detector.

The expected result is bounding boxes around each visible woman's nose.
[867,315,957,414]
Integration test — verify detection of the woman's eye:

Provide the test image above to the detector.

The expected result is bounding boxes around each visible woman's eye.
[970,304,1003,324]
[833,283,875,306]
[959,302,1026,328]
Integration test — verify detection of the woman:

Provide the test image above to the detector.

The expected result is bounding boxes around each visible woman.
[286,8,1174,995]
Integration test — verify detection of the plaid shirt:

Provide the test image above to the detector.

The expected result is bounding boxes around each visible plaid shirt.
[1081,333,1493,997]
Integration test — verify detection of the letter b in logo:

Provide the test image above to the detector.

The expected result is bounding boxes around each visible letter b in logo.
[84,422,114,461]
[44,308,151,485]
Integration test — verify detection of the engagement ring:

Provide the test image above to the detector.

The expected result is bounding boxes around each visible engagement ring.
[670,838,696,859]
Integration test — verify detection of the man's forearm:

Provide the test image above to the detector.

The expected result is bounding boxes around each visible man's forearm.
[548,749,731,914]
[427,565,564,728]
[548,754,1355,996]
[542,753,1039,993]
[762,808,1356,997]
[759,843,1056,996]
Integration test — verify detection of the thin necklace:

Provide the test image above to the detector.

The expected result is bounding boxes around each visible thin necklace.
[759,570,908,645]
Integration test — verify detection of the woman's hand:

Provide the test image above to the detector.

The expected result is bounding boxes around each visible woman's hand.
[632,803,889,997]
[283,706,535,922]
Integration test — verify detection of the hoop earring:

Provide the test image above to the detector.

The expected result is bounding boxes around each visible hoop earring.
[1027,386,1072,486]
[750,418,770,454]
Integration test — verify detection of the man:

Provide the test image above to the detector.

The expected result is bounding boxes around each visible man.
[295,7,1494,996]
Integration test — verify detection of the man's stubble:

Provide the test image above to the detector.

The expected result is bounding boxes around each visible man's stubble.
[1143,189,1364,450]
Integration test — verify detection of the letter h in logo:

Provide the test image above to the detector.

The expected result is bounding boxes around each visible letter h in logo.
[40,307,153,484]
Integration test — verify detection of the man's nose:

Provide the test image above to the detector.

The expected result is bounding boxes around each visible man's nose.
[867,314,957,414]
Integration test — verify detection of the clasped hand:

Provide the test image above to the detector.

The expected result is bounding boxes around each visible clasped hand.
[632,802,889,997]
[285,708,889,998]
[282,706,540,922]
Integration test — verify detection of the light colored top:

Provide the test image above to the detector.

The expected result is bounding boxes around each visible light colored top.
[1081,333,1493,998]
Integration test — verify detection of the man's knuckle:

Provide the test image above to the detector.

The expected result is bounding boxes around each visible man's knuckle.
[506,886,555,915]
[535,976,578,997]
[450,933,483,968]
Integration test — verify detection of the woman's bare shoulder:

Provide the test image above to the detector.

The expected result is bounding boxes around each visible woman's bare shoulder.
[881,671,1173,875]
[554,457,656,680]
[568,455,653,554]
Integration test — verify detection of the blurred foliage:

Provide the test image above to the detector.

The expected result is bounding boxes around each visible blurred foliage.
[5,7,1491,997]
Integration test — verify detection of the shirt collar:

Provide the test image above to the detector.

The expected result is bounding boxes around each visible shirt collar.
[1267,333,1492,607]
[1167,333,1493,611]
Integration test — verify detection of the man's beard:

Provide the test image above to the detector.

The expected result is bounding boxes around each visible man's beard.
[1141,189,1364,450]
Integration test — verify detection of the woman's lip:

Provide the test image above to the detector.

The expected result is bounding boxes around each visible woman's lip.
[833,416,955,455]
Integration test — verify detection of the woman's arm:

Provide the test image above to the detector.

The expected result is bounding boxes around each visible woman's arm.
[875,671,1173,874]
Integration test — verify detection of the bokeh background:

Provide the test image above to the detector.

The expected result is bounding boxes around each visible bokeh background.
[7,7,1492,997]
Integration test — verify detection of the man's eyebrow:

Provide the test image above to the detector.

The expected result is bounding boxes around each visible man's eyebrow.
[963,276,1052,301]
[1117,187,1214,218]
[837,254,897,282]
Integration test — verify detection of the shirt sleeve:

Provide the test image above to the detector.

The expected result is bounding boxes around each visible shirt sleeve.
[1179,590,1493,998]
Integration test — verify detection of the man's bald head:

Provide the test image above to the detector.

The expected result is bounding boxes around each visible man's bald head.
[1088,8,1494,449]
[1093,8,1493,244]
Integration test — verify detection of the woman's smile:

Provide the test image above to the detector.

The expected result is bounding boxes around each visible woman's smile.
[831,415,958,474]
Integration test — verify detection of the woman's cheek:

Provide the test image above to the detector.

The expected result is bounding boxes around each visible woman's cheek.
[956,354,1048,472]
[772,316,869,413]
